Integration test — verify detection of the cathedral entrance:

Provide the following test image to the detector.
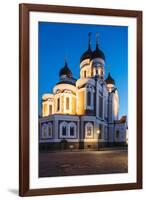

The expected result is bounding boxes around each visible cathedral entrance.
[60,139,68,150]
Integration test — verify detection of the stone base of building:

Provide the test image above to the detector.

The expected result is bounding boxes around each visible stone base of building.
[79,142,97,150]
[39,142,79,151]
[39,141,97,151]
[39,141,127,152]
[98,142,128,150]
[106,142,127,147]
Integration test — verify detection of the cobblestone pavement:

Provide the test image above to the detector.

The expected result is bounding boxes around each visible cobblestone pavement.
[39,150,128,177]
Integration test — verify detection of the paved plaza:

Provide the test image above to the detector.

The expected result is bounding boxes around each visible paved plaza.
[39,149,128,177]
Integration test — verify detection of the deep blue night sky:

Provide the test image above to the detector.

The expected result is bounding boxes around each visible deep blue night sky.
[38,22,128,118]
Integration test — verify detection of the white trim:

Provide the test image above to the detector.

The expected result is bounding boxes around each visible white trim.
[42,102,48,116]
[59,121,68,138]
[56,95,61,112]
[48,103,54,115]
[41,122,53,139]
[30,11,137,189]
[54,115,80,121]
[85,122,94,138]
[47,122,53,138]
[64,94,72,113]
[59,121,77,138]
[40,139,79,143]
[41,123,48,139]
[68,122,77,138]
[53,83,76,94]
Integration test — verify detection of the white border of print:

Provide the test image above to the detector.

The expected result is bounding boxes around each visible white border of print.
[29,12,137,189]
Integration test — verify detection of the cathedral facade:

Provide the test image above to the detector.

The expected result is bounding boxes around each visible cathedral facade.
[39,34,127,151]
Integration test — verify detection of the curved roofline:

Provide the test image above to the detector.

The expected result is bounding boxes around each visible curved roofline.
[105,73,115,85]
[59,61,73,78]
[56,81,76,86]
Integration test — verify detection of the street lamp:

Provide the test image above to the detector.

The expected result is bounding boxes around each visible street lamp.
[97,129,100,151]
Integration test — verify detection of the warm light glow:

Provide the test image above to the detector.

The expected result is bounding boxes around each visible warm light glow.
[126,138,128,144]
[113,91,119,119]
[126,129,128,144]
[93,68,97,76]
[43,103,48,116]
[98,67,101,75]
[107,84,114,93]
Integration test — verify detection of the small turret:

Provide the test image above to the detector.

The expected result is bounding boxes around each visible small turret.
[59,60,72,79]
[105,73,115,92]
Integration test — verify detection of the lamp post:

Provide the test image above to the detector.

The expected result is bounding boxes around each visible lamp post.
[97,129,100,151]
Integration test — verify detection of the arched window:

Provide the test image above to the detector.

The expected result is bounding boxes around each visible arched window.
[43,103,48,115]
[66,97,70,110]
[87,91,91,106]
[93,68,98,76]
[60,122,68,138]
[42,123,53,139]
[57,97,60,111]
[62,126,67,136]
[49,105,52,115]
[99,95,103,118]
[84,70,87,78]
[70,127,74,136]
[42,123,48,138]
[48,122,53,138]
[85,122,93,138]
[68,122,76,137]
[87,127,92,136]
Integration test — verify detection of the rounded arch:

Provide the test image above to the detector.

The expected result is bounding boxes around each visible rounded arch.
[60,121,68,137]
[85,122,94,138]
[85,85,94,110]
[68,122,76,137]
[47,122,53,138]
[41,123,48,138]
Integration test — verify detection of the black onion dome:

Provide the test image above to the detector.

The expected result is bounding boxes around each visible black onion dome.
[56,80,76,86]
[80,32,93,63]
[92,43,105,60]
[80,48,92,63]
[105,73,115,85]
[59,61,72,78]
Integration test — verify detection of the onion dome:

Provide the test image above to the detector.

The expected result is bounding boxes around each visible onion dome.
[105,73,115,85]
[80,47,92,63]
[59,61,72,78]
[80,32,92,63]
[92,36,105,60]
[92,45,105,60]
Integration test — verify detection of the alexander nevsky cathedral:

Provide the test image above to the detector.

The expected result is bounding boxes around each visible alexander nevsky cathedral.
[39,33,128,151]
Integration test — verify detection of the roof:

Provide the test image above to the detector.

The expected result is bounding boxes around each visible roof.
[80,48,92,63]
[56,80,76,86]
[80,34,105,63]
[59,61,72,78]
[92,44,105,60]
[105,73,115,85]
